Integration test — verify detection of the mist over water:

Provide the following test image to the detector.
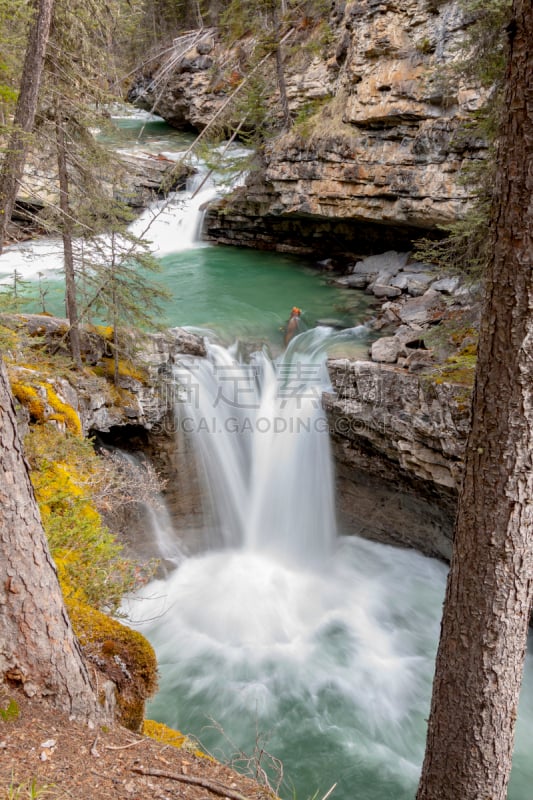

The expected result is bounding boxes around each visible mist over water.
[126,333,447,799]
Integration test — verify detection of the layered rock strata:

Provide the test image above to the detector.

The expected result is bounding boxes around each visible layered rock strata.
[325,358,471,559]
[132,1,487,255]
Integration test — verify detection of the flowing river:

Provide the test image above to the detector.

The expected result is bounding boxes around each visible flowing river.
[2,110,533,800]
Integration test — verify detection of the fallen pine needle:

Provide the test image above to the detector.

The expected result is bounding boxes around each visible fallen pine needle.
[321,784,337,800]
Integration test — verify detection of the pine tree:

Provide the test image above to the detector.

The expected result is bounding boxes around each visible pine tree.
[0,0,54,252]
[416,1,533,796]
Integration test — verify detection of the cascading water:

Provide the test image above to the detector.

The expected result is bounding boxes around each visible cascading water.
[126,328,533,800]
[125,332,442,798]
[5,111,533,799]
[129,168,220,257]
[172,329,337,563]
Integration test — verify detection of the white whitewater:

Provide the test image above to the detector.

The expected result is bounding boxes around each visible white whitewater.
[3,110,533,799]
[125,333,446,797]
[172,331,336,564]
[126,331,533,800]
[129,170,219,257]
[0,161,220,281]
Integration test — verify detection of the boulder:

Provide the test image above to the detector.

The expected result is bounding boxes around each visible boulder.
[372,283,402,299]
[399,289,445,325]
[346,273,370,289]
[352,251,410,283]
[431,276,460,294]
[405,273,435,296]
[391,271,434,294]
[371,336,401,363]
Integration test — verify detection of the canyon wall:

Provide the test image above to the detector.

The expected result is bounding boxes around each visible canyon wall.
[132,0,486,258]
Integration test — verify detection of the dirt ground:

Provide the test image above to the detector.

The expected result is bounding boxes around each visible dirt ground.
[0,688,275,800]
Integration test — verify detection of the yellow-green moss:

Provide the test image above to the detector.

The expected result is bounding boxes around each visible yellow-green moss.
[142,720,211,759]
[25,424,142,612]
[11,381,46,420]
[68,599,158,732]
[93,325,114,341]
[94,357,146,384]
[43,384,82,435]
[0,323,18,350]
[432,352,477,386]
[10,375,81,435]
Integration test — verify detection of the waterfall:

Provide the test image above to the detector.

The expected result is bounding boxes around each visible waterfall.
[129,169,219,257]
[0,165,219,281]
[124,331,445,798]
[125,327,533,800]
[172,331,337,564]
[100,447,184,568]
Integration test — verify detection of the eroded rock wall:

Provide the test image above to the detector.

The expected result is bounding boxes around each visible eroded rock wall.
[133,1,486,255]
[325,358,471,559]
[207,0,485,254]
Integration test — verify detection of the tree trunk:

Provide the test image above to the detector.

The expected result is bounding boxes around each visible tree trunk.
[416,3,533,799]
[0,0,54,252]
[55,111,82,368]
[272,3,290,130]
[0,357,100,719]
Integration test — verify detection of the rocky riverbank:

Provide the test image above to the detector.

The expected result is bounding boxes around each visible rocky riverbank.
[321,247,479,559]
[2,314,205,435]
[130,0,486,258]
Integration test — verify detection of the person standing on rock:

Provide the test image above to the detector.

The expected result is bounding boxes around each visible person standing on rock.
[284,307,302,346]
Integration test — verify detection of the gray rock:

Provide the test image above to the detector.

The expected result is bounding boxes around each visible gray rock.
[196,39,214,55]
[399,289,445,325]
[371,336,401,363]
[345,273,369,289]
[431,276,460,294]
[400,261,435,274]
[390,274,410,290]
[331,276,352,287]
[372,283,402,299]
[406,273,434,296]
[324,359,472,560]
[405,349,434,372]
[352,251,410,282]
[382,303,402,324]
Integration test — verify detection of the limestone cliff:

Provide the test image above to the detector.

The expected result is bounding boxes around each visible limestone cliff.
[325,358,471,559]
[131,0,486,257]
[2,314,205,435]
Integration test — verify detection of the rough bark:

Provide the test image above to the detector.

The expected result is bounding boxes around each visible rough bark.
[271,2,290,130]
[0,357,99,718]
[416,2,533,799]
[0,0,54,252]
[55,111,82,368]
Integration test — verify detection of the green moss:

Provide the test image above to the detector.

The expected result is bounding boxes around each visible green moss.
[0,698,19,722]
[68,599,158,732]
[432,352,477,386]
[416,37,434,54]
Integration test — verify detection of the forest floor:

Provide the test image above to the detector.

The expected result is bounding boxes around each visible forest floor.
[0,689,275,800]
